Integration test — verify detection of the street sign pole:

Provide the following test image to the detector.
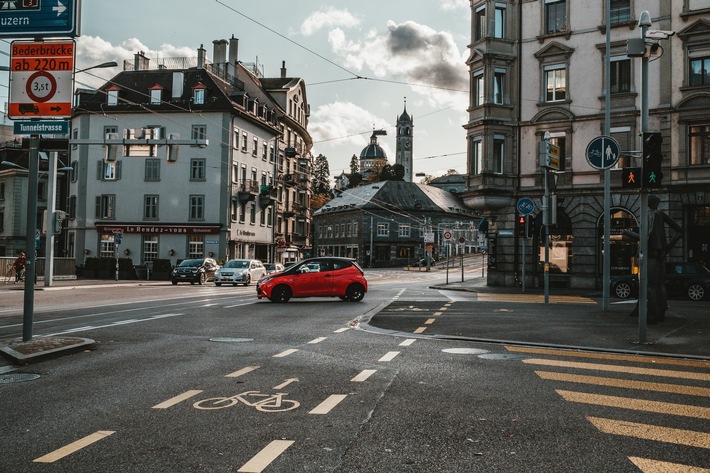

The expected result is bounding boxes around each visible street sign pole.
[22,134,39,341]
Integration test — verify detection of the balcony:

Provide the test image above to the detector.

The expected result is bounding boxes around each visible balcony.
[236,180,259,202]
[258,185,277,207]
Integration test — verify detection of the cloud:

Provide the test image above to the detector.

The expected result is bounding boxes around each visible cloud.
[440,0,469,11]
[301,7,360,36]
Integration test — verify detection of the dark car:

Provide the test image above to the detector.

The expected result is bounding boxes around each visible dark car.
[610,262,710,301]
[410,257,436,267]
[171,257,219,285]
[256,257,367,303]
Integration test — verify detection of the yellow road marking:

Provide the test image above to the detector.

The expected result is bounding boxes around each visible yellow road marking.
[237,439,294,473]
[400,339,416,346]
[524,358,710,381]
[506,346,710,369]
[424,318,436,325]
[226,366,260,378]
[152,390,203,409]
[556,390,710,419]
[536,371,710,397]
[34,431,115,463]
[379,351,400,362]
[351,369,377,382]
[273,349,298,358]
[588,416,710,449]
[309,394,348,415]
[477,294,596,304]
[414,327,427,334]
[629,457,710,473]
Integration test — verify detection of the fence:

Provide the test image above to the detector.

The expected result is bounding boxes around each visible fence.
[1,257,77,281]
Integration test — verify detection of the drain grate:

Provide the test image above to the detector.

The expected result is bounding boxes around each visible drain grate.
[0,373,41,384]
[478,353,528,361]
[442,348,490,355]
[209,337,254,343]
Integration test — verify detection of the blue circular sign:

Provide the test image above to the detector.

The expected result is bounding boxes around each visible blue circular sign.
[516,198,536,216]
[586,135,620,170]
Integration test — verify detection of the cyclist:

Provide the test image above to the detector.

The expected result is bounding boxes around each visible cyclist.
[12,251,26,283]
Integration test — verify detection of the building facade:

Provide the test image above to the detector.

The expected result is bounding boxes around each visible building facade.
[68,38,313,267]
[463,0,710,288]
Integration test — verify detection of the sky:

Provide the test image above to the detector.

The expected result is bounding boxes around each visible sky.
[1,0,471,179]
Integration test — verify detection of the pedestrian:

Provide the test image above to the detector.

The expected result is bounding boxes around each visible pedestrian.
[12,251,26,283]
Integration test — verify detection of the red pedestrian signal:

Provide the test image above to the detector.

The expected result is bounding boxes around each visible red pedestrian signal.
[621,167,641,188]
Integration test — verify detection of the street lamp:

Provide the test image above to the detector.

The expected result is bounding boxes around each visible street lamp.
[74,61,118,74]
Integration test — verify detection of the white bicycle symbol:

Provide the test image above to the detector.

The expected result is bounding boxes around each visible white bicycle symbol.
[193,390,299,412]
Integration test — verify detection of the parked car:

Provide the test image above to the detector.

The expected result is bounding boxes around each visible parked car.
[215,259,266,286]
[256,257,368,303]
[610,262,710,301]
[410,257,435,267]
[265,262,285,274]
[171,258,219,285]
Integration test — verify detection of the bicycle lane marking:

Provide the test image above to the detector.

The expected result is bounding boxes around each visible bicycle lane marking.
[309,394,348,415]
[226,366,260,378]
[33,431,115,463]
[237,439,294,473]
[152,390,204,409]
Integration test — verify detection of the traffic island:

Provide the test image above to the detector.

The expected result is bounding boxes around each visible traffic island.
[0,336,95,365]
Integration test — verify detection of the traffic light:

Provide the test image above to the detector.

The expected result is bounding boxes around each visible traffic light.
[621,167,641,188]
[517,216,526,238]
[642,132,663,188]
[526,216,534,239]
[517,215,532,239]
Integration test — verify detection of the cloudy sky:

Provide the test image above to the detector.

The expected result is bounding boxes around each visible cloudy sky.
[2,0,471,178]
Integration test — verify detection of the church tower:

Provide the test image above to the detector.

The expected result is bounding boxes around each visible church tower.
[395,98,413,182]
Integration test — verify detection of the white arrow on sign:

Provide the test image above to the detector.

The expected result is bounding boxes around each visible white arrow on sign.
[53,1,66,16]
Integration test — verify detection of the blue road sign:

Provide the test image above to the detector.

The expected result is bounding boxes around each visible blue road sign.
[586,135,620,170]
[0,0,80,38]
[516,197,536,216]
[14,120,68,134]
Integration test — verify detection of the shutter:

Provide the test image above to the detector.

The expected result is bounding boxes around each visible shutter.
[95,196,101,218]
[97,160,103,180]
[116,161,122,180]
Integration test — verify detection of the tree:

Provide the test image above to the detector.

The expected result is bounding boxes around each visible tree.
[379,163,405,181]
[312,154,332,196]
[445,169,459,176]
[349,155,359,174]
[310,193,331,210]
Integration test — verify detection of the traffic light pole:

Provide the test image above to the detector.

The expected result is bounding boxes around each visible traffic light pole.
[638,12,651,344]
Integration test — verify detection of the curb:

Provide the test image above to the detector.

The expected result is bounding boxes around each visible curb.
[0,336,96,365]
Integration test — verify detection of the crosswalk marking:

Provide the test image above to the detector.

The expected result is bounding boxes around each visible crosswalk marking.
[309,394,348,415]
[535,371,710,397]
[34,431,115,463]
[152,390,203,409]
[629,457,710,473]
[588,416,710,449]
[556,390,710,419]
[237,439,294,473]
[524,358,710,381]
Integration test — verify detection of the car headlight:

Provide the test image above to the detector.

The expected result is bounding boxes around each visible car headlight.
[259,275,275,284]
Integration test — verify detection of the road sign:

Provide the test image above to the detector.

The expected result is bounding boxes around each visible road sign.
[538,141,561,170]
[458,236,466,245]
[0,0,81,38]
[14,120,68,134]
[442,230,453,241]
[585,135,620,170]
[8,40,74,119]
[516,197,536,216]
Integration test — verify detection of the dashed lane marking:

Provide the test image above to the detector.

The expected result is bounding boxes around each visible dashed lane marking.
[379,351,400,362]
[535,371,710,397]
[273,349,298,358]
[308,337,327,344]
[333,327,350,333]
[226,366,260,378]
[273,378,298,390]
[351,369,377,382]
[556,390,710,419]
[309,394,348,415]
[33,431,115,463]
[414,327,427,334]
[629,457,710,473]
[424,318,436,325]
[152,390,204,409]
[237,439,294,473]
[400,339,416,347]
[524,358,710,382]
[588,416,710,449]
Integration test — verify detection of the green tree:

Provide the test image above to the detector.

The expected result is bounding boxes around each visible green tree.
[312,154,332,195]
[349,155,359,174]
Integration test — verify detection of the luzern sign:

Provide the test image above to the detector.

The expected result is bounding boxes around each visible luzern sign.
[0,0,81,38]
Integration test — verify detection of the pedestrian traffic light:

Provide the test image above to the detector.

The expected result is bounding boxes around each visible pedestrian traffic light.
[526,215,534,239]
[517,215,532,239]
[517,216,526,238]
[621,167,641,188]
[642,132,663,188]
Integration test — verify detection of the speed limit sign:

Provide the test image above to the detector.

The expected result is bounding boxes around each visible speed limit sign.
[443,230,453,241]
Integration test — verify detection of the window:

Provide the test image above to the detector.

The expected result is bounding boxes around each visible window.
[494,3,506,38]
[494,68,506,104]
[266,207,273,227]
[96,194,116,219]
[124,127,162,157]
[545,0,566,34]
[689,54,710,87]
[0,182,4,200]
[398,224,411,238]
[249,202,256,224]
[67,195,76,220]
[472,137,483,175]
[99,160,120,180]
[353,222,358,236]
[193,87,205,105]
[144,195,159,220]
[70,160,78,182]
[689,125,710,166]
[189,195,204,220]
[230,198,238,222]
[239,202,246,223]
[190,158,206,181]
[475,5,486,41]
[145,159,160,181]
[544,64,566,102]
[377,223,389,237]
[0,211,4,232]
[149,86,162,105]
[609,0,630,24]
[610,58,631,93]
[99,234,115,258]
[143,235,158,262]
[269,144,276,163]
[262,142,268,160]
[252,137,258,156]
[473,69,484,106]
[233,128,240,149]
[493,135,505,174]
[242,132,248,151]
[188,236,204,258]
[191,125,207,141]
[107,87,119,106]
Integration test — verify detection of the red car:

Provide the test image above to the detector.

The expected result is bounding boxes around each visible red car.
[256,257,367,303]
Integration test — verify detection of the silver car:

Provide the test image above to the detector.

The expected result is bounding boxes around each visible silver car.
[214,259,266,286]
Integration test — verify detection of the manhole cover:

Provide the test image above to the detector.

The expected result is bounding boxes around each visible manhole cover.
[478,353,528,361]
[209,337,254,343]
[442,348,490,355]
[0,373,41,384]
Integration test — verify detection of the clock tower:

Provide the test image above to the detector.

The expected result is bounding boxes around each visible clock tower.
[395,98,414,182]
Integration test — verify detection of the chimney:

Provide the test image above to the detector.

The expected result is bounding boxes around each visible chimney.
[213,39,228,66]
[197,44,206,69]
[228,35,239,79]
[134,51,149,71]
[280,60,287,79]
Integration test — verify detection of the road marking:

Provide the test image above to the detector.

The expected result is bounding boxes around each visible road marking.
[308,337,327,344]
[524,358,710,381]
[424,318,436,325]
[433,312,443,316]
[34,431,115,463]
[45,313,184,336]
[333,327,350,333]
[223,302,257,309]
[414,327,427,334]
[237,439,294,473]
[556,390,710,419]
[273,378,298,390]
[273,349,298,358]
[226,366,260,378]
[309,394,348,414]
[629,457,710,473]
[536,371,710,397]
[351,369,377,382]
[379,351,400,362]
[506,345,710,369]
[477,294,596,304]
[588,416,710,449]
[152,390,204,409]
[400,339,416,347]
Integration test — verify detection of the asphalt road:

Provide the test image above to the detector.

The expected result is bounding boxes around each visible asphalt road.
[1,269,708,472]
